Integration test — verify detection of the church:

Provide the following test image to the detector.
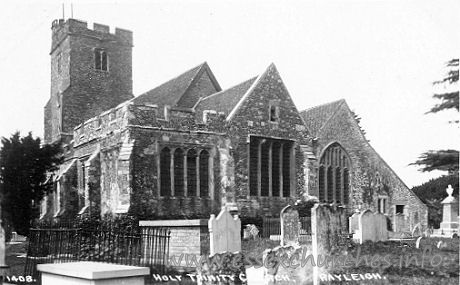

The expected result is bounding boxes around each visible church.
[40,18,427,233]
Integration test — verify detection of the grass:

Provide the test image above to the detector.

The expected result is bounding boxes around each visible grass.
[241,237,280,257]
[324,238,459,284]
[4,236,458,285]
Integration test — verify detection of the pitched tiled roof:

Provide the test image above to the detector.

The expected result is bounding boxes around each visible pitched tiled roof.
[300,99,345,136]
[194,76,257,119]
[133,62,207,107]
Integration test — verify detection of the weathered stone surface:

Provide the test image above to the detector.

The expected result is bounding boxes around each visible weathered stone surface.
[280,205,300,246]
[348,212,359,234]
[209,208,241,255]
[45,19,133,144]
[353,210,388,244]
[40,18,427,230]
[263,245,314,285]
[301,100,428,233]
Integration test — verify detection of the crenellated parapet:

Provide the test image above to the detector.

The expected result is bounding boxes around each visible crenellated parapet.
[51,18,133,53]
[73,101,229,147]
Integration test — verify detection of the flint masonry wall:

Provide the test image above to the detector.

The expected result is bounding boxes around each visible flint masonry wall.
[45,18,133,143]
[215,65,313,218]
[313,102,428,231]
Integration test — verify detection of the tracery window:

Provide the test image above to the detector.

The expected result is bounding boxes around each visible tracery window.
[160,146,211,197]
[318,143,351,204]
[249,136,294,197]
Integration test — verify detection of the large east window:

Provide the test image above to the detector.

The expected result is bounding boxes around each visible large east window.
[249,136,294,197]
[318,143,351,204]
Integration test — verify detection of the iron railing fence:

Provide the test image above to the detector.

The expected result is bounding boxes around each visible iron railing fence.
[262,217,312,242]
[24,225,170,285]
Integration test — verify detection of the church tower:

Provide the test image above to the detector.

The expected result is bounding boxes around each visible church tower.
[44,19,134,143]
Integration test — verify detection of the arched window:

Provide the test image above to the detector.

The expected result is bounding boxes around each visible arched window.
[174,148,184,197]
[319,143,351,205]
[187,149,197,196]
[160,147,171,196]
[199,150,210,197]
[95,49,108,71]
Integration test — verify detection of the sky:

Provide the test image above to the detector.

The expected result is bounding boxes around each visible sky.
[0,0,458,188]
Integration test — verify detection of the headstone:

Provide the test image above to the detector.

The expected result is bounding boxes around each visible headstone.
[411,223,422,237]
[208,207,241,255]
[348,212,360,234]
[415,237,423,249]
[353,210,388,244]
[437,241,447,249]
[280,205,300,246]
[374,212,388,242]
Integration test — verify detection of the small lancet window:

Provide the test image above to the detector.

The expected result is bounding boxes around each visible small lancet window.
[94,49,108,71]
[269,105,279,122]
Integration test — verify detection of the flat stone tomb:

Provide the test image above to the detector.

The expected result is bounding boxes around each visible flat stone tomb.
[37,261,149,285]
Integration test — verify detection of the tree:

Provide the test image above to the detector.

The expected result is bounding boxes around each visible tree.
[412,174,459,228]
[411,59,459,173]
[0,132,62,236]
[427,59,459,117]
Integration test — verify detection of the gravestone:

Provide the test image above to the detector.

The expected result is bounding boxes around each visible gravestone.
[208,207,241,255]
[415,237,423,249]
[280,205,300,246]
[411,223,422,237]
[373,212,388,241]
[353,210,388,244]
[348,211,360,234]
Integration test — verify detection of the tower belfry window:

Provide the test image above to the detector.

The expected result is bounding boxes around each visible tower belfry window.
[94,49,108,71]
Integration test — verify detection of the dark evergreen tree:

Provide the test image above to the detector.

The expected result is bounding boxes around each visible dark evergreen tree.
[411,59,459,173]
[0,132,62,236]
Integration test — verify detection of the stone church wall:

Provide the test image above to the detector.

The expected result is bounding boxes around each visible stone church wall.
[212,65,312,218]
[314,103,428,231]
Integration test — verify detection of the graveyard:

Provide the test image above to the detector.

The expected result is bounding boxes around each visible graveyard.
[2,195,459,285]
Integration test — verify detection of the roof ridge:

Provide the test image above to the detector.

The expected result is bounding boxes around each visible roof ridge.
[200,76,258,102]
[136,62,206,98]
[316,100,346,135]
[179,62,208,102]
[301,98,346,113]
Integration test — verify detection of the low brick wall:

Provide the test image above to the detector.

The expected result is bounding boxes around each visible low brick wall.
[139,220,209,267]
